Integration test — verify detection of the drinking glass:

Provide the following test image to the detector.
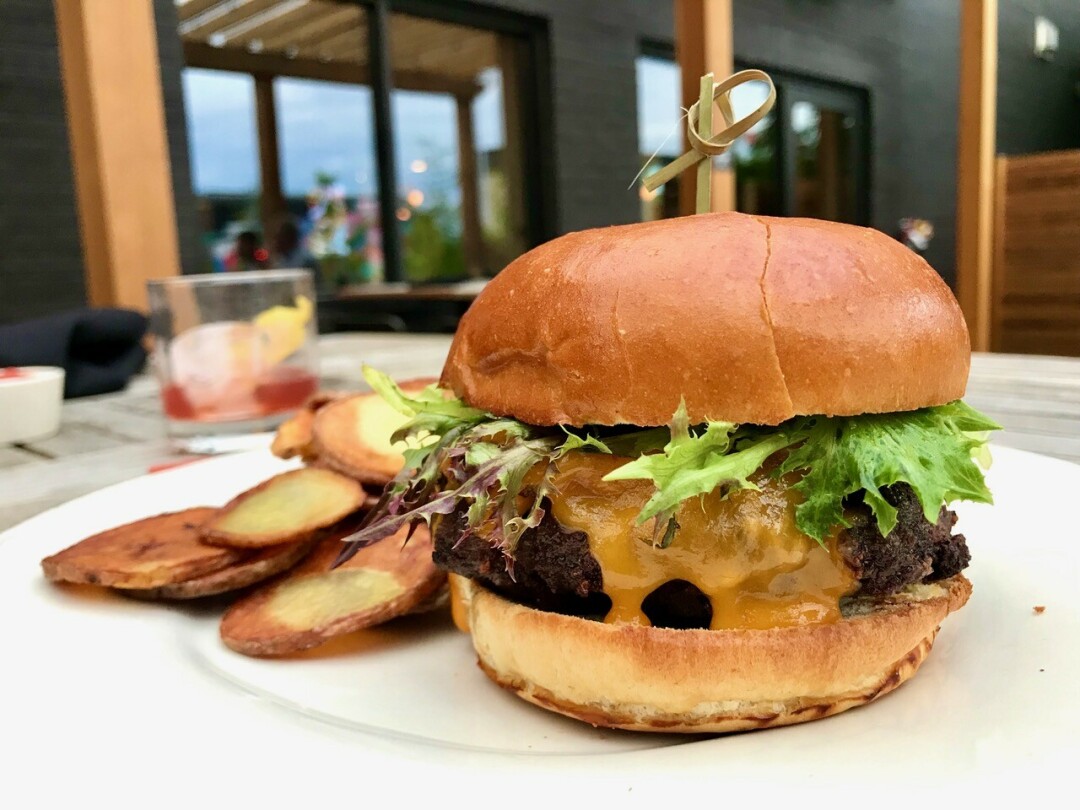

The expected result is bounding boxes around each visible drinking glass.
[147,270,320,453]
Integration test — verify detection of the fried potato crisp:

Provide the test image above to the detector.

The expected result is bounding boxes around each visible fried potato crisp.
[201,468,366,549]
[311,378,436,486]
[125,536,318,600]
[41,507,240,589]
[271,392,343,461]
[220,523,444,657]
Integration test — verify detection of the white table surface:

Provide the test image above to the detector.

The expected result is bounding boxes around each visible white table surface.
[0,333,1076,531]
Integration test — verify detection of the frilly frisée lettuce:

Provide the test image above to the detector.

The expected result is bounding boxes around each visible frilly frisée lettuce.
[608,400,1000,543]
[339,367,1000,568]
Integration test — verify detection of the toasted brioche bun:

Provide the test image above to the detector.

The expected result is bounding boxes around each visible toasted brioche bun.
[455,573,971,733]
[441,213,969,427]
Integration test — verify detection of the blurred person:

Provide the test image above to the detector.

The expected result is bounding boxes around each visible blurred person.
[233,230,269,271]
[272,220,315,271]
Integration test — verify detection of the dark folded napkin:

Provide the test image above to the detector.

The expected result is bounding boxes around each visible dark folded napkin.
[0,308,148,399]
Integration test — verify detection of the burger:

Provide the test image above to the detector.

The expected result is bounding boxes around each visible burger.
[344,212,998,733]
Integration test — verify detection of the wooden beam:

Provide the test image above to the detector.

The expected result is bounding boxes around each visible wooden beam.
[254,75,285,240]
[455,95,484,278]
[956,0,998,351]
[674,0,735,215]
[183,42,480,97]
[175,0,224,23]
[179,0,277,41]
[54,0,181,310]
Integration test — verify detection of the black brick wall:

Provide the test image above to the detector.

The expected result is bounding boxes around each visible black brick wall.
[0,0,87,326]
[997,1,1080,155]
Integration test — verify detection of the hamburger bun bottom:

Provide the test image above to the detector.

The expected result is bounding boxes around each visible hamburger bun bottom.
[454,573,971,733]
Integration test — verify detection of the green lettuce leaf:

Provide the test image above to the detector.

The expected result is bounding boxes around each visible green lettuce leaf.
[349,365,1000,561]
[601,400,999,544]
[362,365,489,424]
[778,403,1001,540]
[363,365,491,471]
[603,402,801,523]
[558,430,612,455]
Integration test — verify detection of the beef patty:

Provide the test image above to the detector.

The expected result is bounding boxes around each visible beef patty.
[432,482,970,627]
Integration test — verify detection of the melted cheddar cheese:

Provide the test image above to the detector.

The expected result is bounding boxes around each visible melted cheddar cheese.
[544,452,857,630]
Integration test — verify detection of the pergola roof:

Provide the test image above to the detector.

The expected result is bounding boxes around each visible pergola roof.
[175,0,499,96]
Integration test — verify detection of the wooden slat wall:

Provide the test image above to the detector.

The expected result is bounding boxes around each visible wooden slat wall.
[993,149,1080,356]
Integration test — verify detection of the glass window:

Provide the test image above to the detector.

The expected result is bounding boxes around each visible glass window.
[388,12,530,281]
[635,54,781,219]
[391,89,463,281]
[275,78,381,286]
[177,0,538,290]
[181,69,261,272]
[635,55,682,221]
[729,79,782,217]
[789,101,858,222]
[178,1,378,285]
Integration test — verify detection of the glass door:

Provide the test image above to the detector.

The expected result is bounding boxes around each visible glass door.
[779,77,869,224]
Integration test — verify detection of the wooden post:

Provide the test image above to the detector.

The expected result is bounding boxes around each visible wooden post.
[674,0,735,215]
[956,0,998,351]
[254,75,285,242]
[990,155,1008,352]
[455,94,484,278]
[54,0,182,309]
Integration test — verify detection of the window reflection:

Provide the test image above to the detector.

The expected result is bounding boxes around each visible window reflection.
[635,54,780,219]
[181,69,261,272]
[636,55,682,221]
[177,0,536,287]
[389,12,529,281]
[729,80,781,217]
[275,78,381,286]
[789,102,857,222]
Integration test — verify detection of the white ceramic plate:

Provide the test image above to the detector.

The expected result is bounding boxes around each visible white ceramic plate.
[1,445,1076,805]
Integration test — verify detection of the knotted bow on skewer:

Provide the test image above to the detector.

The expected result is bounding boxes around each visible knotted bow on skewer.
[643,69,776,214]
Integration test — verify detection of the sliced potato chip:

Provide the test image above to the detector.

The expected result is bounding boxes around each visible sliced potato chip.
[202,468,366,549]
[124,536,319,600]
[41,508,241,589]
[271,392,344,461]
[311,377,436,485]
[220,523,444,657]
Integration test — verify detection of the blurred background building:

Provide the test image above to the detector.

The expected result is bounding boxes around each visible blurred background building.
[2,0,1079,351]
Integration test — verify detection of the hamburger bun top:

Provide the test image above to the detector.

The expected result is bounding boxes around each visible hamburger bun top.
[442,212,970,427]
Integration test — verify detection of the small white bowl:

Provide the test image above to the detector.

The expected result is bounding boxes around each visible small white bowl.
[0,367,65,445]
